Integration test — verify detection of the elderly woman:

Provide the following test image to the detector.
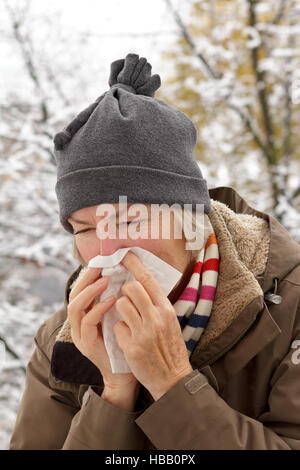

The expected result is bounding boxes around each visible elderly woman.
[10,54,300,450]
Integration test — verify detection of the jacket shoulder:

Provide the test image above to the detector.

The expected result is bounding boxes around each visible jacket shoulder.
[34,305,67,362]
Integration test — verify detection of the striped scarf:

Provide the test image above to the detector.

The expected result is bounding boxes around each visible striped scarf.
[173,214,219,357]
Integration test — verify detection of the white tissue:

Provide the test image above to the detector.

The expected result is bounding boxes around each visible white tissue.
[88,247,182,373]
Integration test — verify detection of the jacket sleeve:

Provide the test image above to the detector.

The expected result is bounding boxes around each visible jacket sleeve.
[135,341,300,450]
[9,335,147,450]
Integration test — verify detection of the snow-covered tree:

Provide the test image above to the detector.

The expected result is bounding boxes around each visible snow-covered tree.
[161,0,300,236]
[0,0,107,448]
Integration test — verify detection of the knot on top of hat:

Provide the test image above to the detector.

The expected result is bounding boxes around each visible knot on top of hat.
[110,83,136,94]
[53,53,161,152]
[108,53,161,98]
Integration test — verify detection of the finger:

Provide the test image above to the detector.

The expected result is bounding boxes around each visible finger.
[69,266,103,303]
[81,295,116,343]
[121,251,166,307]
[115,295,142,332]
[69,309,83,346]
[121,280,154,323]
[70,276,108,312]
[68,277,108,338]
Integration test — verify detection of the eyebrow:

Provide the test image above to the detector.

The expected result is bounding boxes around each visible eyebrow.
[68,216,92,225]
[68,205,134,225]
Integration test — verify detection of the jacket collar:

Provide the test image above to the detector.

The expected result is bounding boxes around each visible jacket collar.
[208,186,300,293]
[50,186,300,385]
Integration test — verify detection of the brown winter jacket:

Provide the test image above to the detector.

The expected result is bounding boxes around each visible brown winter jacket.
[9,186,300,450]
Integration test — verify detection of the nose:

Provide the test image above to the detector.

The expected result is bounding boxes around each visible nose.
[98,235,127,256]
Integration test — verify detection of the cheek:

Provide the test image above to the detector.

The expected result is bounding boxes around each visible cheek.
[131,219,182,260]
[75,237,101,264]
[134,238,174,264]
[133,238,161,252]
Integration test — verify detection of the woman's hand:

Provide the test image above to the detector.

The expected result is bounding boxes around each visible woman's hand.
[67,266,140,392]
[113,251,193,401]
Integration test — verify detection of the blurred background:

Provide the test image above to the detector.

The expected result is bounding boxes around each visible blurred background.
[1,0,300,449]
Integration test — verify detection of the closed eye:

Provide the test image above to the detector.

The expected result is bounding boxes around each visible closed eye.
[121,220,141,225]
[74,228,94,235]
[74,220,142,234]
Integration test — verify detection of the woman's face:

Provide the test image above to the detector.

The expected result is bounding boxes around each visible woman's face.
[68,202,193,278]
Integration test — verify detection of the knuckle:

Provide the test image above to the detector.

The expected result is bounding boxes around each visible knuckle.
[164,305,176,318]
[139,271,153,286]
[81,315,89,327]
[121,280,138,293]
[87,282,98,292]
[116,296,126,308]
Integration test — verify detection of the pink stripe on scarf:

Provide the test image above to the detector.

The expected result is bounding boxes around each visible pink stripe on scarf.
[199,285,216,301]
[178,287,198,303]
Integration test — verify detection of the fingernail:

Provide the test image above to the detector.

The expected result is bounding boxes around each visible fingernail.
[104,295,114,303]
[96,277,106,286]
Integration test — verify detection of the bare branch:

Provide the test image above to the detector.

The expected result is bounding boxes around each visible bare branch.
[282,20,295,174]
[0,132,56,166]
[0,335,26,373]
[289,185,300,203]
[247,0,276,164]
[42,62,71,108]
[271,0,289,24]
[226,102,269,157]
[164,0,269,158]
[163,0,221,80]
[3,0,49,122]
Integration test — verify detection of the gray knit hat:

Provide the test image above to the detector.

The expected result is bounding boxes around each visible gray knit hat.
[53,53,211,234]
